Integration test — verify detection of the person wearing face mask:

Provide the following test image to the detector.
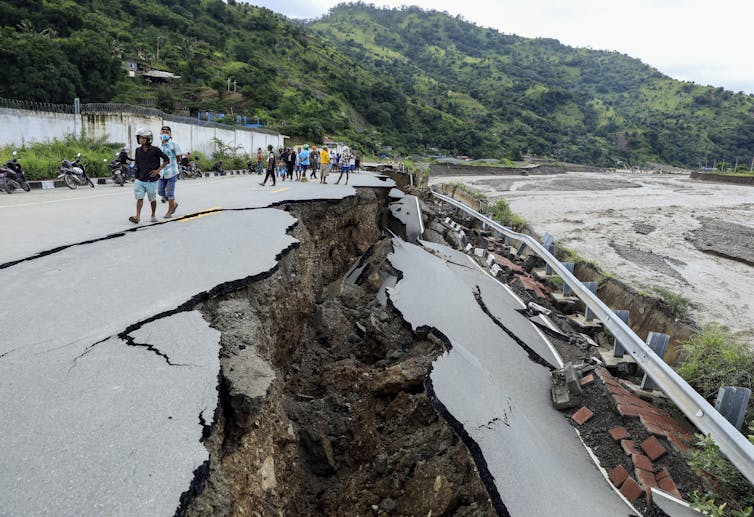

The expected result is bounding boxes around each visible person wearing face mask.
[158,125,182,218]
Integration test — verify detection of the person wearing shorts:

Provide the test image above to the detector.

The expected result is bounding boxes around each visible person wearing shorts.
[130,128,169,224]
[158,125,182,218]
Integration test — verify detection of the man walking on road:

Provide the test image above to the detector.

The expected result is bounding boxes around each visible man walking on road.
[130,128,169,224]
[259,145,276,187]
[158,126,182,218]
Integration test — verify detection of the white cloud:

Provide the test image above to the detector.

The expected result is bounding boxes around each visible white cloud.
[244,0,754,93]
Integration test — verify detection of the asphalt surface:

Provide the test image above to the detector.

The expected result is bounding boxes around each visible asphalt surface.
[0,173,393,516]
[387,238,636,516]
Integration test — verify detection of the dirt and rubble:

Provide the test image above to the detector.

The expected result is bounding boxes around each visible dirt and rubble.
[180,189,496,516]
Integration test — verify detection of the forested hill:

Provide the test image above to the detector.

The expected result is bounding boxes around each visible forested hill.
[310,3,754,167]
[1,0,753,167]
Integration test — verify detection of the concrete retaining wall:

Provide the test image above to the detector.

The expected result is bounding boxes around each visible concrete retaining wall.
[0,107,284,158]
[690,171,754,186]
[0,108,78,146]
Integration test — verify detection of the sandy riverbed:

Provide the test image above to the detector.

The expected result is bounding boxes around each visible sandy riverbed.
[431,171,754,344]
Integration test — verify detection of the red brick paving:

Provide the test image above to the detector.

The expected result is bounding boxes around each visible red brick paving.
[516,275,549,299]
[608,464,629,487]
[619,476,644,502]
[616,404,643,418]
[571,406,594,425]
[655,468,684,499]
[579,373,594,386]
[608,427,630,441]
[632,452,654,473]
[635,467,658,492]
[621,439,639,456]
[492,254,524,274]
[597,366,696,456]
[640,435,667,461]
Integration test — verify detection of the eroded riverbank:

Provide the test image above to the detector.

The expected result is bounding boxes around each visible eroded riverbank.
[431,171,754,345]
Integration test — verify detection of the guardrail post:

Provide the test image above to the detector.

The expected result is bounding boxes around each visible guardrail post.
[612,310,630,357]
[561,262,575,296]
[515,241,527,257]
[640,332,670,391]
[715,387,751,430]
[582,282,598,320]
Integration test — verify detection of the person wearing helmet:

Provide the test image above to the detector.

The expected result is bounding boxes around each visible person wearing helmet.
[117,147,133,166]
[130,128,169,224]
[158,125,182,218]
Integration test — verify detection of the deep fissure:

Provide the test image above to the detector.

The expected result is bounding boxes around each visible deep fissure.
[176,188,500,516]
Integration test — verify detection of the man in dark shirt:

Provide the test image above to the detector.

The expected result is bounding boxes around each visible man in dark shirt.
[130,128,169,224]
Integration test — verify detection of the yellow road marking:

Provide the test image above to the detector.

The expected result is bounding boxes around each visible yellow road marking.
[179,206,222,222]
[271,187,291,193]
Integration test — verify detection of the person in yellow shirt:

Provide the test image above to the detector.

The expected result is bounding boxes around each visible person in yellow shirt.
[319,147,331,184]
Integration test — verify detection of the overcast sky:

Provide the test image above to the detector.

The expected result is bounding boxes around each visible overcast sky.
[248,0,754,94]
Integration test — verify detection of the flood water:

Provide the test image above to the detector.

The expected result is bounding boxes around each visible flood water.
[431,171,754,345]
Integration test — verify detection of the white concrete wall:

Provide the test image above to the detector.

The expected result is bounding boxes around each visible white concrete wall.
[0,108,78,147]
[0,107,283,160]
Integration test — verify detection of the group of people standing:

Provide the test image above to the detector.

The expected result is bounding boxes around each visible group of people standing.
[125,128,363,223]
[258,144,360,187]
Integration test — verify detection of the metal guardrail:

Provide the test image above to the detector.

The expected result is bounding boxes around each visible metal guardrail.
[430,188,754,486]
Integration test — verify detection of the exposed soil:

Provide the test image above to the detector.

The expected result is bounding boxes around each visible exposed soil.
[181,190,497,516]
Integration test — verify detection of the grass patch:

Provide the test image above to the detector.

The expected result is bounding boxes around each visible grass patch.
[687,428,754,516]
[652,286,692,321]
[488,198,526,230]
[679,325,754,516]
[0,135,123,180]
[677,324,754,400]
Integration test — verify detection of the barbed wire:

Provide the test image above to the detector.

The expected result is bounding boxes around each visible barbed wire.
[0,97,74,113]
[0,98,279,136]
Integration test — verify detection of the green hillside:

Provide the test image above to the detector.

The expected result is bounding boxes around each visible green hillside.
[309,3,754,167]
[0,0,392,148]
[1,0,753,167]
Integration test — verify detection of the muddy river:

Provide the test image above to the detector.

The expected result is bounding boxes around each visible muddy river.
[431,171,754,344]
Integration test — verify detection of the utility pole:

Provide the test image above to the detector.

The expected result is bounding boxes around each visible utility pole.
[227,77,231,92]
[233,80,237,93]
[156,36,162,61]
[750,156,753,172]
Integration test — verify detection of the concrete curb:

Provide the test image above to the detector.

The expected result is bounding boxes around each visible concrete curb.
[25,170,259,190]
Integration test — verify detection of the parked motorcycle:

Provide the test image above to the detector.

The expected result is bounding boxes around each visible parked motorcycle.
[178,163,203,179]
[0,166,20,194]
[107,157,125,186]
[2,151,31,192]
[59,153,94,189]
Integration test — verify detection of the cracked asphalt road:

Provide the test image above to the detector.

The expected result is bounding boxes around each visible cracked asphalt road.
[0,174,394,516]
[387,238,636,516]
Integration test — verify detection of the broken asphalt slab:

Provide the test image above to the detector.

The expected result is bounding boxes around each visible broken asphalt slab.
[386,237,636,516]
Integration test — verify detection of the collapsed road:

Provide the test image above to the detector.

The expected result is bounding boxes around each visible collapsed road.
[1,173,654,515]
